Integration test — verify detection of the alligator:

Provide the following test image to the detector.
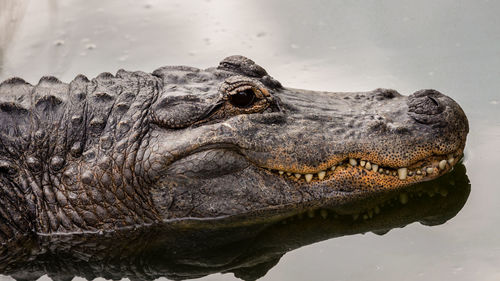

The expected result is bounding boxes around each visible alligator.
[0,163,471,281]
[0,55,468,244]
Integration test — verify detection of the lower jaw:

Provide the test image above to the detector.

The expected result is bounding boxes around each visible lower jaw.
[160,162,468,228]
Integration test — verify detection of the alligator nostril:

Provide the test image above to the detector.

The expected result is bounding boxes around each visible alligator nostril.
[407,89,447,125]
[428,96,439,107]
[408,89,445,116]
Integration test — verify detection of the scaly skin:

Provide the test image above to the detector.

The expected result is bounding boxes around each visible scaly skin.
[0,56,468,242]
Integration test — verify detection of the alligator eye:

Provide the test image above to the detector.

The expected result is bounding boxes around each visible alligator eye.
[229,89,256,108]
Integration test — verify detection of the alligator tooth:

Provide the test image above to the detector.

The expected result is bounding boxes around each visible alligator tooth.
[317,171,326,180]
[392,171,397,176]
[408,171,414,176]
[397,168,408,180]
[294,173,302,179]
[331,166,336,171]
[349,158,357,166]
[365,162,371,170]
[360,160,366,167]
[385,170,390,175]
[278,170,284,175]
[416,170,422,175]
[305,173,313,183]
[371,164,378,172]
[426,167,434,174]
[439,160,447,170]
[399,193,408,204]
[287,172,292,176]
[448,154,455,165]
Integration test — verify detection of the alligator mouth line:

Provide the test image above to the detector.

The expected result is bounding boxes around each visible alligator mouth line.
[264,150,463,183]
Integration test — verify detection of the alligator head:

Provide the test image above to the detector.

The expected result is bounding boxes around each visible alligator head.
[0,55,468,235]
[146,56,469,220]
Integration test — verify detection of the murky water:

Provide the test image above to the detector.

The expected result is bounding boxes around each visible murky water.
[0,0,499,280]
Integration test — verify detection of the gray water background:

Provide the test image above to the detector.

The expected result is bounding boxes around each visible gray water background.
[0,0,499,280]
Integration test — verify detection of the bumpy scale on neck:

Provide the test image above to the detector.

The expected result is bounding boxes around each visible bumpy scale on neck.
[0,71,162,237]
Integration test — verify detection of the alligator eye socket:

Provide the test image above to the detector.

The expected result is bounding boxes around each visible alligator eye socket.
[229,89,256,108]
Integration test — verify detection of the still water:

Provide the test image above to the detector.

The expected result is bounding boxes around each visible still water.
[0,0,499,280]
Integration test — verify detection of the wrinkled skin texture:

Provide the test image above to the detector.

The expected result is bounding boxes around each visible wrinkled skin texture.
[0,56,468,242]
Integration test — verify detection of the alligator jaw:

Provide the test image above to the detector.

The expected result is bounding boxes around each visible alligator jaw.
[261,150,463,186]
[151,83,468,219]
[234,85,469,193]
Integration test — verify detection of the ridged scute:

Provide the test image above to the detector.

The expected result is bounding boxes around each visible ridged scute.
[0,78,36,241]
[0,77,29,87]
[0,77,33,159]
[0,69,163,237]
[38,75,63,85]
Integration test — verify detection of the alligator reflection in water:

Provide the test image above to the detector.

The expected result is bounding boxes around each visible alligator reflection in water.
[1,164,470,281]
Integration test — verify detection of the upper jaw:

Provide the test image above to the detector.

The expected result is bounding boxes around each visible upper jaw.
[237,89,468,186]
[245,85,465,156]
[239,113,466,182]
